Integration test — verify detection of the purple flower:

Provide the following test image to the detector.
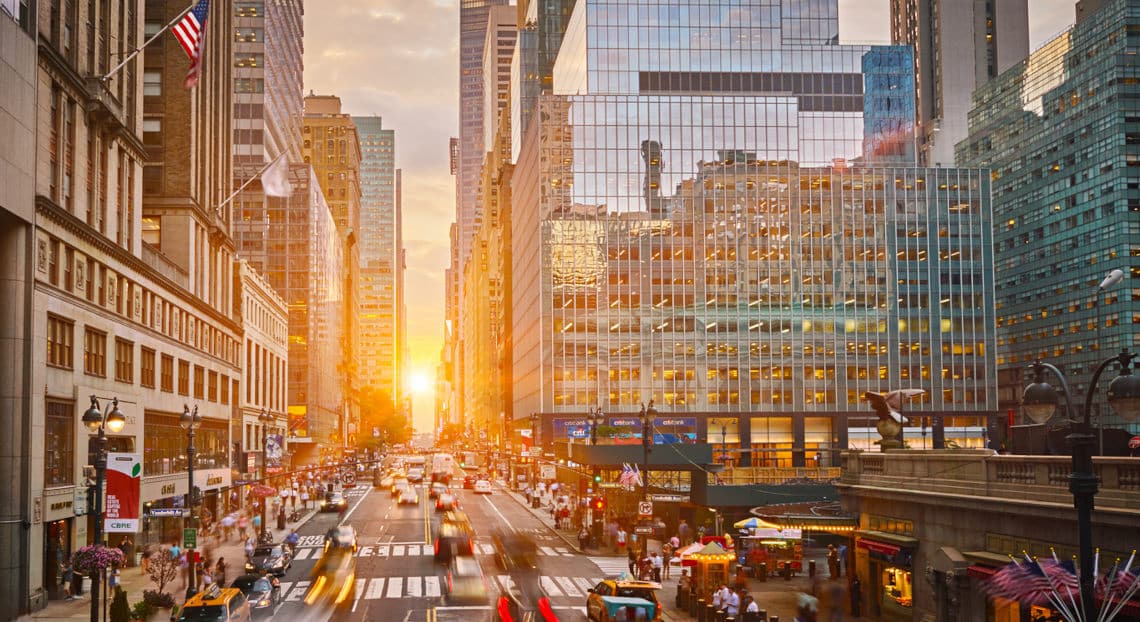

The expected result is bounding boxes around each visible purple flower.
[72,545,126,574]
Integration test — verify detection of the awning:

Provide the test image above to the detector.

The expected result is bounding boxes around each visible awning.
[854,530,918,548]
[857,539,900,556]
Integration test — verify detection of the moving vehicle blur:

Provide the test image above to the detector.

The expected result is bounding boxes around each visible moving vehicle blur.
[303,536,357,608]
[177,584,251,622]
[244,544,292,576]
[324,525,358,553]
[446,556,488,604]
[433,522,475,565]
[429,482,448,499]
[397,486,420,505]
[435,492,459,512]
[229,574,279,618]
[320,491,347,512]
[491,530,537,570]
[585,579,663,622]
[474,479,493,494]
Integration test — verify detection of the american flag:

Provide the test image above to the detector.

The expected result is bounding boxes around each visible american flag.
[172,0,210,88]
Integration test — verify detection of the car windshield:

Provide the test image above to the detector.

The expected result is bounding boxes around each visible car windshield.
[616,587,656,600]
[254,546,281,557]
[232,576,270,593]
[177,605,227,622]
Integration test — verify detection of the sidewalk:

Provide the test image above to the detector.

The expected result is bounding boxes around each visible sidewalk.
[32,508,319,622]
[499,484,600,555]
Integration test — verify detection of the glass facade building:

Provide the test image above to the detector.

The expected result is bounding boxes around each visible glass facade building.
[958,0,1140,434]
[512,0,998,463]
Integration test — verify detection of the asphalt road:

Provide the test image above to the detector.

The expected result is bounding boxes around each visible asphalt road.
[263,476,610,622]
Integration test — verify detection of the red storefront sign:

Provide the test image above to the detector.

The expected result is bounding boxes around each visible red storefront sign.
[857,538,901,556]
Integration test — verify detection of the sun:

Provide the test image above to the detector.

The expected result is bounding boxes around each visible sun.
[409,372,431,395]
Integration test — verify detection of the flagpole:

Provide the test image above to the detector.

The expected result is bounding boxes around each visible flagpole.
[218,151,290,214]
[102,1,196,81]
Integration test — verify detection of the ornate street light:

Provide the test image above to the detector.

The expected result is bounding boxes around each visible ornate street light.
[180,404,202,599]
[1021,349,1140,622]
[640,401,656,501]
[258,409,274,540]
[82,396,125,622]
[588,407,602,446]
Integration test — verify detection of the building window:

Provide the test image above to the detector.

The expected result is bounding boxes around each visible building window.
[143,118,161,145]
[83,328,106,377]
[208,370,217,402]
[194,364,204,399]
[220,374,229,405]
[233,78,264,93]
[47,315,74,369]
[177,359,190,395]
[114,338,133,383]
[140,347,156,388]
[44,399,75,487]
[161,354,174,392]
[142,412,228,476]
[143,70,161,96]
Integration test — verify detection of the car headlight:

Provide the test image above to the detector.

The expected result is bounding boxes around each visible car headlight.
[258,598,271,607]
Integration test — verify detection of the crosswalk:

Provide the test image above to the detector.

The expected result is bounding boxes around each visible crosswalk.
[589,556,636,578]
[275,574,602,601]
[288,541,577,560]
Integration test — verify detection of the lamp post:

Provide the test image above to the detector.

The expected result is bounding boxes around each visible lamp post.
[721,424,728,467]
[258,409,273,541]
[640,401,656,501]
[181,404,202,599]
[588,407,602,446]
[1021,349,1140,622]
[530,413,539,455]
[82,396,125,622]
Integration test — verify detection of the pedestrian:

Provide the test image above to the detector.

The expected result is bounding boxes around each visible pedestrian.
[827,544,840,579]
[661,542,673,580]
[712,583,724,610]
[726,586,741,617]
[301,489,309,510]
[244,537,254,561]
[60,561,75,600]
[109,565,121,593]
[650,551,663,583]
[850,576,862,617]
[676,569,691,608]
[617,527,627,553]
[628,546,639,576]
[578,526,590,551]
[215,558,227,586]
[744,593,760,622]
[118,536,134,567]
[678,519,691,545]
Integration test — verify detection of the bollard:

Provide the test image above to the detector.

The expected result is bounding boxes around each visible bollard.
[716,610,725,622]
[758,562,767,582]
[697,598,707,622]
[705,602,715,622]
[726,617,735,622]
[808,559,817,578]
[782,563,792,581]
[759,609,767,622]
[769,617,778,622]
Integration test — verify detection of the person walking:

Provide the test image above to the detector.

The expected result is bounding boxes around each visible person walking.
[60,561,75,600]
[616,527,628,553]
[650,552,663,583]
[109,565,122,593]
[725,586,741,618]
[628,546,639,576]
[661,542,673,580]
[678,519,691,545]
[578,526,590,551]
[827,544,840,579]
[215,558,227,586]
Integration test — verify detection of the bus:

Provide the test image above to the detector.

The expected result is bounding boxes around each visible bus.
[431,453,454,483]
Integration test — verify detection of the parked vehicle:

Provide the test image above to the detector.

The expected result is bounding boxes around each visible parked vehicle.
[230,574,279,619]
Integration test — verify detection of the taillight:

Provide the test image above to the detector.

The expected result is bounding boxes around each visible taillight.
[434,540,439,555]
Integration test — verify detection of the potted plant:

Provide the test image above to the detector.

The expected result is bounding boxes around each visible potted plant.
[71,545,126,592]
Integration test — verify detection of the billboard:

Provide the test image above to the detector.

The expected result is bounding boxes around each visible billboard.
[104,453,141,533]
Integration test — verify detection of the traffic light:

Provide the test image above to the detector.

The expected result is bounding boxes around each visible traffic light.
[593,474,602,483]
[591,496,605,512]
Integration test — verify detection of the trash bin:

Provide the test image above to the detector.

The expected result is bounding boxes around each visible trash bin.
[808,559,817,578]
[532,496,540,509]
[758,563,767,582]
[277,508,286,530]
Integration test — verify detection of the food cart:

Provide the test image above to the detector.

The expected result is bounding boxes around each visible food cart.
[689,542,734,599]
[738,528,803,577]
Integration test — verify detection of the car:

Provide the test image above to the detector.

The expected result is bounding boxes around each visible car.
[435,493,459,512]
[304,540,357,608]
[434,523,475,565]
[324,525,358,553]
[390,477,410,497]
[244,544,292,577]
[320,491,347,512]
[446,555,488,604]
[429,482,448,500]
[398,487,419,505]
[490,530,537,570]
[230,574,279,618]
[585,579,663,622]
[462,474,479,489]
[474,480,493,494]
[407,467,425,483]
[440,510,472,529]
[178,584,251,622]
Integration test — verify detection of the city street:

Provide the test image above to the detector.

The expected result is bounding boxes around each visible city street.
[266,479,603,622]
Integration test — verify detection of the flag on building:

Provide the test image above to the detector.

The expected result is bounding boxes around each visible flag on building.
[172,0,210,89]
[261,155,291,197]
[619,463,641,490]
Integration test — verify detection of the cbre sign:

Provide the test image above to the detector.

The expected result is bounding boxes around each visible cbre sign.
[104,453,141,533]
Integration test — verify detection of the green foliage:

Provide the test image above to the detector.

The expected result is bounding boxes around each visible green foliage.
[357,387,412,447]
[130,600,153,622]
[109,589,130,622]
[142,589,175,609]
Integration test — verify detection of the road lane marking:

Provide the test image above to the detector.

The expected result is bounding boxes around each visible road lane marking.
[481,495,515,532]
[293,548,312,560]
[539,546,558,556]
[477,543,494,554]
[573,577,595,592]
[339,486,370,525]
[358,546,373,557]
[407,576,422,597]
[424,575,441,597]
[555,576,581,597]
[284,580,309,601]
[386,577,403,598]
[393,545,406,556]
[554,547,571,556]
[364,578,385,599]
[540,576,563,596]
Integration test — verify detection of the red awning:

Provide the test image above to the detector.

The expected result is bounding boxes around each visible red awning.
[857,538,900,556]
[967,564,997,580]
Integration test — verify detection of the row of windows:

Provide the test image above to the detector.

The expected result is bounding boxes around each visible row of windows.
[47,313,232,403]
[41,235,241,368]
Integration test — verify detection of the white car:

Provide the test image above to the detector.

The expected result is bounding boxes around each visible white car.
[473,480,493,494]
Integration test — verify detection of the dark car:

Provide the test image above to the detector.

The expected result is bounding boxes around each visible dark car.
[325,525,359,553]
[462,474,478,489]
[321,491,347,512]
[429,482,448,499]
[230,574,279,617]
[435,493,459,512]
[433,523,475,565]
[244,545,292,577]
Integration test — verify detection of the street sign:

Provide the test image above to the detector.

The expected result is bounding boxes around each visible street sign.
[149,508,187,518]
[638,501,653,517]
[634,526,654,535]
[183,528,197,549]
[649,494,689,503]
[540,464,557,480]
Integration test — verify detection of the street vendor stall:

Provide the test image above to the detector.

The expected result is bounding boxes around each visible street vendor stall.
[689,542,734,600]
[739,528,803,577]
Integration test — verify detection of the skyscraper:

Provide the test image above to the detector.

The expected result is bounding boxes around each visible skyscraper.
[353,116,402,405]
[889,0,1028,166]
[958,0,1139,434]
[511,0,997,459]
[233,0,304,166]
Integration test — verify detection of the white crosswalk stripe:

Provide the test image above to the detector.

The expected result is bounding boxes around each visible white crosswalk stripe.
[364,578,385,599]
[539,576,562,597]
[424,575,441,598]
[555,576,582,597]
[385,577,403,598]
[478,543,495,554]
[292,547,312,560]
[282,575,603,601]
[589,556,634,577]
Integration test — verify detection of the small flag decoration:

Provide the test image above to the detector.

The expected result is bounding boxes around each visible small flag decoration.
[172,0,210,89]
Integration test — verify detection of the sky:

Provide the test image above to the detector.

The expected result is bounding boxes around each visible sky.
[302,0,1078,434]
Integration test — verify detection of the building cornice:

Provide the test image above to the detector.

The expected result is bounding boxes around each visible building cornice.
[36,195,242,335]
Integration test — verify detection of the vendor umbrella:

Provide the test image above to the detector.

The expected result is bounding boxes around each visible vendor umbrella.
[675,542,704,567]
[734,517,762,529]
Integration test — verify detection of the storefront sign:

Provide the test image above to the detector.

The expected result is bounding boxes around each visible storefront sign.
[206,475,224,487]
[104,453,142,533]
[266,434,284,470]
[634,526,654,535]
[246,453,257,474]
[74,486,88,516]
[540,464,557,480]
[161,483,176,496]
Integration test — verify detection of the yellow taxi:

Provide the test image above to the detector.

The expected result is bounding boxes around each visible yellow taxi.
[176,584,251,622]
[585,578,662,622]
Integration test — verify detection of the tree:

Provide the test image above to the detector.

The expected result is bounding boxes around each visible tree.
[145,548,179,595]
[357,387,411,448]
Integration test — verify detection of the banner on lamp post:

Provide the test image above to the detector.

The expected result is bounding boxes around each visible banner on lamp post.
[105,453,142,533]
[266,434,284,474]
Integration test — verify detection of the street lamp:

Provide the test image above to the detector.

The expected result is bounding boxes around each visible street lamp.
[720,424,728,467]
[640,401,656,501]
[82,396,125,622]
[588,407,602,446]
[530,413,539,455]
[1021,349,1140,622]
[258,409,273,541]
[180,404,202,599]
